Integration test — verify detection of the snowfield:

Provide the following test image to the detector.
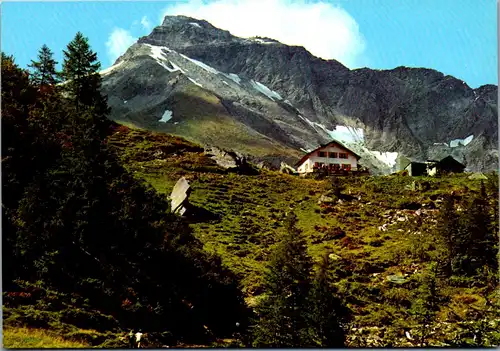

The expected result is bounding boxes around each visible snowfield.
[250,80,282,101]
[179,54,220,75]
[99,60,125,75]
[253,38,276,44]
[224,73,242,85]
[326,125,365,144]
[159,110,173,123]
[188,77,203,87]
[449,135,474,147]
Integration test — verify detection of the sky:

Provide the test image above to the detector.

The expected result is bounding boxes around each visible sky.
[2,0,497,88]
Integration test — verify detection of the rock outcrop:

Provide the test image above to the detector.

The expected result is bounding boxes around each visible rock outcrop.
[170,177,191,216]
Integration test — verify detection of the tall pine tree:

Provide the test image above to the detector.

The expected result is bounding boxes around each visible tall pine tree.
[28,44,60,88]
[61,31,110,139]
[456,184,494,275]
[252,212,313,347]
[435,195,460,276]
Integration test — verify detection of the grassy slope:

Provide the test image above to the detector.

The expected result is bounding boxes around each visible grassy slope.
[109,127,499,347]
[112,84,302,159]
[3,327,90,348]
[5,126,496,348]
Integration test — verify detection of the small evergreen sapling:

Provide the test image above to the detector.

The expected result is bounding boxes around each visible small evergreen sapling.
[252,212,313,347]
[304,253,350,347]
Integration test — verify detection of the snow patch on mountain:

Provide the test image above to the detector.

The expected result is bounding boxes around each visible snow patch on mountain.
[250,80,282,101]
[224,73,241,85]
[326,125,365,143]
[179,54,219,75]
[253,38,276,44]
[369,151,399,168]
[168,61,185,73]
[189,22,201,28]
[146,44,173,59]
[298,117,363,144]
[146,44,186,73]
[100,60,125,75]
[188,77,203,87]
[159,110,173,123]
[449,135,474,147]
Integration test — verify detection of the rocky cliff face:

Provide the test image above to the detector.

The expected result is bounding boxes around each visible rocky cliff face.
[101,15,498,173]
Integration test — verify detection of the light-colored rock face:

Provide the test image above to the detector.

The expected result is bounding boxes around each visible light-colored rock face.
[204,147,239,169]
[170,177,190,215]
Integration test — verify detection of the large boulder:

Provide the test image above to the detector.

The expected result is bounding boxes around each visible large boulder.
[170,177,191,216]
[204,146,257,174]
[204,146,241,169]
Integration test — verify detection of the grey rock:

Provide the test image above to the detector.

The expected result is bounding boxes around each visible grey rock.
[170,177,191,216]
[386,274,407,284]
[279,162,297,174]
[204,146,249,171]
[318,194,335,204]
[468,172,488,180]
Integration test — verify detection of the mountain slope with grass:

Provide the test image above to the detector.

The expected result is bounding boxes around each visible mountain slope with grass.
[108,125,500,347]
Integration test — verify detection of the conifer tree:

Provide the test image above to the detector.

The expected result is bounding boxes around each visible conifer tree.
[485,174,499,235]
[28,44,60,87]
[252,212,313,347]
[435,195,459,275]
[61,31,110,138]
[410,262,440,347]
[456,186,494,275]
[304,253,350,347]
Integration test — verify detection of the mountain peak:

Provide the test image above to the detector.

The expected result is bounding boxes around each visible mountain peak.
[161,15,212,30]
[139,15,239,49]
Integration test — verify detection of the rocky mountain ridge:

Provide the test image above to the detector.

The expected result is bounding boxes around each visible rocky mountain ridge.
[101,15,498,173]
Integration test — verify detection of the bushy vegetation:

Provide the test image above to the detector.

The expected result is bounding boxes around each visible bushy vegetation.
[2,34,248,347]
[3,32,499,348]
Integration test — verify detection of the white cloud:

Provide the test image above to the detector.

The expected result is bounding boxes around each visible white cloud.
[105,28,137,64]
[160,0,366,68]
[141,16,152,31]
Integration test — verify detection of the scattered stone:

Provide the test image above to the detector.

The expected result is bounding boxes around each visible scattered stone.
[468,172,488,180]
[318,194,334,204]
[378,224,388,232]
[328,253,342,261]
[386,274,407,284]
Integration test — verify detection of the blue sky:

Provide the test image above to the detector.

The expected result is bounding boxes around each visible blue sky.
[2,0,497,88]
